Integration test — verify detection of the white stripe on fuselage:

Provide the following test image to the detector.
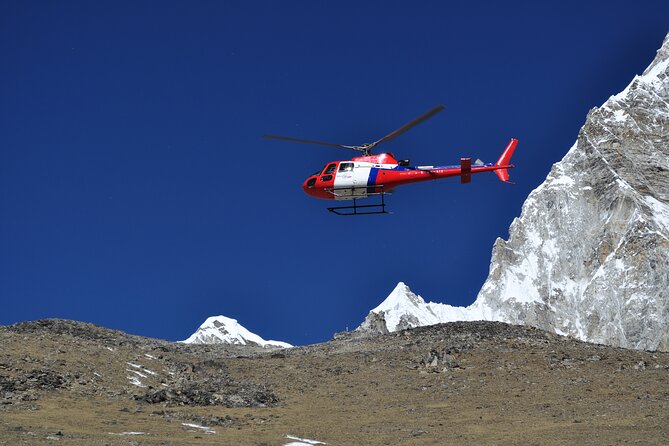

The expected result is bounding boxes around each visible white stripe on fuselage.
[332,162,396,200]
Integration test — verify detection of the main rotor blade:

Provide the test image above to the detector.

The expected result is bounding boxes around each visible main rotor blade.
[368,105,445,150]
[263,134,359,151]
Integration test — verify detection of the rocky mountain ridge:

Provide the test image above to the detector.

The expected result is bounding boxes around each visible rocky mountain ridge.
[357,33,669,352]
[473,31,669,351]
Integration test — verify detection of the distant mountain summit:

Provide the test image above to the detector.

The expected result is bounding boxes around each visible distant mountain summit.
[358,33,669,351]
[182,315,292,348]
[356,282,484,335]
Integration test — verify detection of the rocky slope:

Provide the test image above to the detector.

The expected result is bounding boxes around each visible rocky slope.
[358,33,669,352]
[2,318,669,445]
[0,319,281,409]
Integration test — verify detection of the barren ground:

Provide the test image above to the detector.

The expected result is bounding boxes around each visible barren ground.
[1,320,668,445]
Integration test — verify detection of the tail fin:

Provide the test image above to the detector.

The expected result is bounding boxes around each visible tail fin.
[494,138,518,183]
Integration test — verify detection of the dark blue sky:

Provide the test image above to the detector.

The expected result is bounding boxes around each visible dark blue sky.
[1,1,667,345]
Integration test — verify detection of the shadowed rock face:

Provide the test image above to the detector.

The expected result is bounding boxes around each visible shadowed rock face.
[476,33,669,351]
[356,310,390,336]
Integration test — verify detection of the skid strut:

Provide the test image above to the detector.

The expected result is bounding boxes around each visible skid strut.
[327,193,388,216]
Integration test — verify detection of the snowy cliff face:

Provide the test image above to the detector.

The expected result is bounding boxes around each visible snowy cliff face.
[182,315,292,348]
[476,33,669,351]
[358,34,669,351]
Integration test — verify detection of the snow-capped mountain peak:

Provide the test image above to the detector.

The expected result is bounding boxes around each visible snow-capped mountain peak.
[358,282,487,334]
[372,282,424,312]
[366,282,438,332]
[182,315,292,348]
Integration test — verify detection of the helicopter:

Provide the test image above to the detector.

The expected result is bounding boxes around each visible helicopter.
[264,105,518,215]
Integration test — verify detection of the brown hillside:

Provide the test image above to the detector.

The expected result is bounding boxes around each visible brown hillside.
[1,319,668,445]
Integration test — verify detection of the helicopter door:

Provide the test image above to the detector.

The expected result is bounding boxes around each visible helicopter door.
[335,162,354,186]
[352,165,371,197]
[331,162,352,198]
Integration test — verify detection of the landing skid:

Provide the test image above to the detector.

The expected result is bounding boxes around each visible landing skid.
[327,193,389,216]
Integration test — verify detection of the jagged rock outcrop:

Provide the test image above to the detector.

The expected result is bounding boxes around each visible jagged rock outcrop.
[474,33,669,351]
[356,309,390,336]
[357,34,669,352]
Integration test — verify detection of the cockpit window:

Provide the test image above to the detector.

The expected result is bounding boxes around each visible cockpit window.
[324,163,336,174]
[338,162,354,172]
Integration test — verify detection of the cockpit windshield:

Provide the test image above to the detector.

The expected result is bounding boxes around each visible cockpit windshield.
[312,164,328,176]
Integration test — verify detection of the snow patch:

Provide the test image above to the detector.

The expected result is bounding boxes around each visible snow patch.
[645,196,669,233]
[611,109,627,122]
[108,432,148,436]
[127,376,146,388]
[285,435,327,445]
[127,369,147,379]
[182,423,216,434]
[127,362,157,376]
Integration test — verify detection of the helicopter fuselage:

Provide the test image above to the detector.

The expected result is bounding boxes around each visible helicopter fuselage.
[303,146,515,201]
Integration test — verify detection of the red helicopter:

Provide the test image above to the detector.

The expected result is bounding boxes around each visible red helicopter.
[265,105,518,215]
